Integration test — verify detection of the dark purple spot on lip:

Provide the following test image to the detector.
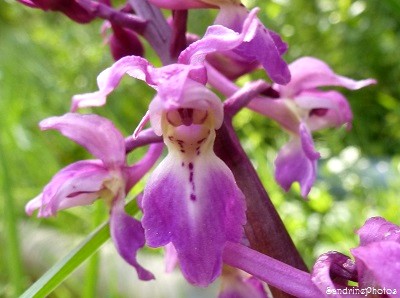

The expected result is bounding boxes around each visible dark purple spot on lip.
[181,162,184,167]
[197,138,206,144]
[188,162,193,170]
[180,149,185,153]
[189,172,193,182]
[190,194,196,201]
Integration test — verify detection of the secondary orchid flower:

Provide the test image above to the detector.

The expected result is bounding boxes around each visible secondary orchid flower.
[25,113,163,281]
[311,217,400,297]
[248,57,376,197]
[150,0,290,83]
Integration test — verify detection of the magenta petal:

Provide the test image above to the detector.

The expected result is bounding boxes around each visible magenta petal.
[178,8,258,65]
[233,25,290,85]
[40,113,125,168]
[296,90,353,131]
[275,124,319,197]
[280,56,376,97]
[110,199,154,281]
[26,160,109,217]
[356,217,400,246]
[148,0,213,9]
[351,241,400,291]
[311,251,357,294]
[71,55,153,111]
[142,154,246,286]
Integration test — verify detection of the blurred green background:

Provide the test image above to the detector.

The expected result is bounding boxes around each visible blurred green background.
[1,0,399,297]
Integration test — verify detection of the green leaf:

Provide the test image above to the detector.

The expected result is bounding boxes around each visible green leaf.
[20,201,139,298]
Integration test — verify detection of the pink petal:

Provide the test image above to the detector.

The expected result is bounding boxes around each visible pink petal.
[110,198,154,281]
[26,160,109,217]
[71,56,153,111]
[178,8,259,65]
[40,113,125,167]
[351,241,400,292]
[295,90,353,131]
[148,0,214,9]
[149,80,223,135]
[356,217,400,247]
[279,56,376,98]
[142,147,246,286]
[275,123,319,197]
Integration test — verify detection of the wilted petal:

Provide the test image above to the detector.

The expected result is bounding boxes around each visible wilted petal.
[40,113,125,168]
[356,216,400,246]
[71,56,153,111]
[275,123,319,197]
[26,160,109,217]
[178,8,259,65]
[311,251,358,295]
[279,57,376,98]
[110,197,154,281]
[142,145,246,286]
[351,241,400,291]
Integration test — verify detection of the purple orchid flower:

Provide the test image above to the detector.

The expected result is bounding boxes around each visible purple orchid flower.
[248,57,376,197]
[311,217,400,297]
[26,113,163,281]
[70,54,249,287]
[150,0,290,83]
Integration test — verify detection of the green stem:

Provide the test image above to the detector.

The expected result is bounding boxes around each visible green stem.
[0,133,24,296]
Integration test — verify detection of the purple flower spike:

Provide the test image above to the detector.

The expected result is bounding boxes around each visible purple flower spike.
[26,113,163,280]
[248,56,375,196]
[142,82,246,286]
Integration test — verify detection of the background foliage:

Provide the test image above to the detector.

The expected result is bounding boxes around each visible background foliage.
[1,0,399,297]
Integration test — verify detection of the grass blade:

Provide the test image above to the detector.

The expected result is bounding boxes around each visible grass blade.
[20,201,139,298]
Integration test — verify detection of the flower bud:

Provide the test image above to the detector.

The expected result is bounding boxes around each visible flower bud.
[18,0,95,23]
[109,25,145,61]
